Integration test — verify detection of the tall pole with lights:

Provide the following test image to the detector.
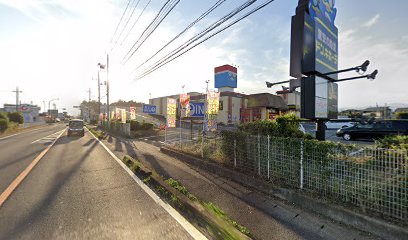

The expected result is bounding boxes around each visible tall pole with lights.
[98,54,110,122]
[12,87,22,112]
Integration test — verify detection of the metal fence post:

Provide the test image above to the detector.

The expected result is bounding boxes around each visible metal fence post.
[267,135,270,179]
[234,139,237,168]
[258,135,261,176]
[300,140,304,190]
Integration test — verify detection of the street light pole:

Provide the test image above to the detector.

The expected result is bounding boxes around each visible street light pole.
[97,71,101,122]
[202,80,209,158]
[12,87,22,112]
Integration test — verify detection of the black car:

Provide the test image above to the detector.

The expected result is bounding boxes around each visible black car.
[336,120,408,141]
[67,119,85,137]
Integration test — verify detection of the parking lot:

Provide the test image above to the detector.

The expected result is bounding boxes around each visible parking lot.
[301,123,375,146]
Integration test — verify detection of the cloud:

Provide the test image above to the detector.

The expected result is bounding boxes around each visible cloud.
[362,14,380,28]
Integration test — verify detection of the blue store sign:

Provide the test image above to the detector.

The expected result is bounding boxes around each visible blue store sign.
[189,102,205,117]
[143,104,157,114]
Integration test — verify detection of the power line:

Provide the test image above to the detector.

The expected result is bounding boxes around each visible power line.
[136,0,276,79]
[110,0,133,44]
[133,0,228,72]
[122,0,180,64]
[135,0,256,78]
[114,0,142,45]
[120,0,153,47]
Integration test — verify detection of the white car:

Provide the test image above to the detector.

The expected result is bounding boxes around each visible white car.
[325,120,355,130]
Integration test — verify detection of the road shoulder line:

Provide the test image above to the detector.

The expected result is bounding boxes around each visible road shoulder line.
[86,127,207,240]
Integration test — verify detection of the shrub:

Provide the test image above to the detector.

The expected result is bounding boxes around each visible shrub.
[7,112,24,124]
[376,135,408,150]
[237,113,306,138]
[130,120,154,131]
[0,112,8,120]
[0,119,8,132]
[396,112,408,119]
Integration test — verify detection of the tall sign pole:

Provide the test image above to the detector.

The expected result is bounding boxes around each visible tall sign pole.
[290,0,339,141]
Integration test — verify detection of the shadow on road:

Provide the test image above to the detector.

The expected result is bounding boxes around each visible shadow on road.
[2,137,100,239]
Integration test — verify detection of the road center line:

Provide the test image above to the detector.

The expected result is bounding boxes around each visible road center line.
[0,129,66,208]
[86,128,207,240]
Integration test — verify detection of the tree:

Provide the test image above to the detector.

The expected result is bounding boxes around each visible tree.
[7,112,24,124]
[396,112,408,119]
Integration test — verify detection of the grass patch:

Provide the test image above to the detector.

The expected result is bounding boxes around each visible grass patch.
[88,127,106,140]
[121,155,251,239]
[203,202,252,237]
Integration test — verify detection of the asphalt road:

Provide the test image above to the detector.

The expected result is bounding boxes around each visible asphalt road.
[0,124,200,239]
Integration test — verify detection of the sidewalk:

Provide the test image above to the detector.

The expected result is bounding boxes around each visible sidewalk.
[102,135,375,240]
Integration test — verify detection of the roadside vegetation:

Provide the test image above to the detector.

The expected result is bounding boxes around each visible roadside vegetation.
[87,126,107,140]
[121,155,252,239]
[166,113,408,224]
[0,112,24,134]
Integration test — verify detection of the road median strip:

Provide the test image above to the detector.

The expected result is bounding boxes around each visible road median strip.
[121,155,252,240]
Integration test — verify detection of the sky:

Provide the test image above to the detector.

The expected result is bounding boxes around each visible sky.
[1,0,408,115]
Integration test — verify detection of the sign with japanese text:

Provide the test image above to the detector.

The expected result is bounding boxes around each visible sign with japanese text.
[121,109,126,123]
[206,90,220,131]
[166,98,176,128]
[179,93,190,118]
[206,90,220,115]
[130,107,136,120]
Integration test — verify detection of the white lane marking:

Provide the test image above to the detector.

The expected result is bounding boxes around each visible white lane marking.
[86,128,207,240]
[0,126,50,141]
[30,130,66,144]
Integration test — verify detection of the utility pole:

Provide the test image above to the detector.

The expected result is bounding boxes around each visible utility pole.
[12,87,22,112]
[97,72,101,122]
[87,88,91,122]
[43,101,46,113]
[202,80,209,158]
[106,54,110,122]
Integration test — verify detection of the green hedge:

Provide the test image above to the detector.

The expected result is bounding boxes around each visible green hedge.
[0,112,8,120]
[7,112,24,124]
[0,119,8,132]
[129,120,154,131]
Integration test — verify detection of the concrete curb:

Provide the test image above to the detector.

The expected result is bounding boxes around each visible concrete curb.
[160,147,408,240]
[122,156,251,240]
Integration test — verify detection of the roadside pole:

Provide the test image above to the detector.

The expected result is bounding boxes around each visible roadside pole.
[202,80,209,158]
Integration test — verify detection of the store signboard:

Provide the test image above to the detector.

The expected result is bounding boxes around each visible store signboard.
[143,104,156,114]
[189,102,204,117]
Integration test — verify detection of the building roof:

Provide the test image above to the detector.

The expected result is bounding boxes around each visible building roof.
[246,93,288,110]
[395,107,408,113]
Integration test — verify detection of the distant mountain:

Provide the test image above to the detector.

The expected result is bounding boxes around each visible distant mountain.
[386,103,408,110]
[339,103,408,112]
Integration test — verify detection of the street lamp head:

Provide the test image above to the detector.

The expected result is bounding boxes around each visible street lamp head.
[266,81,273,88]
[359,60,370,73]
[98,63,106,69]
[367,69,378,81]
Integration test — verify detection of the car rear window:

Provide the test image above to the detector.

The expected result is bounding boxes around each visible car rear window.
[69,121,83,128]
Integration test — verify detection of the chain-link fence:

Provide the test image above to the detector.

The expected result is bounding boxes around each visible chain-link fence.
[169,131,408,222]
